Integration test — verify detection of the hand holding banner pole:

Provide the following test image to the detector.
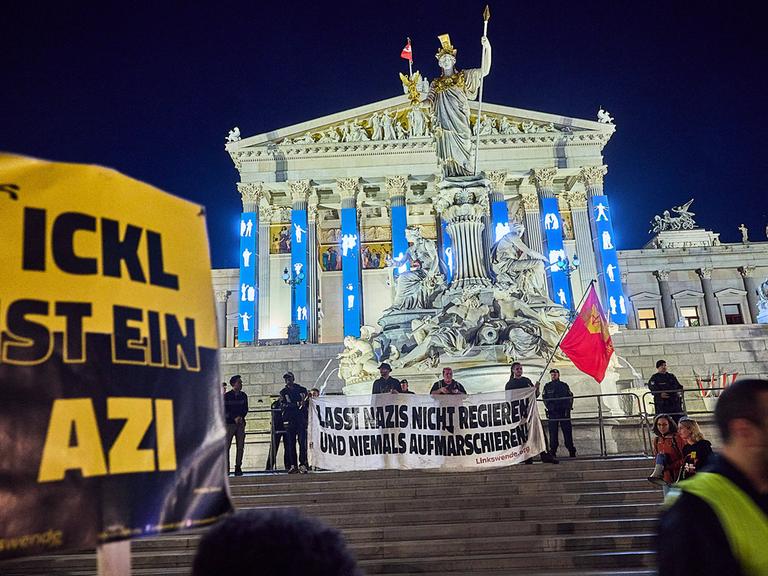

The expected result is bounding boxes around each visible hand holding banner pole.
[473,5,491,175]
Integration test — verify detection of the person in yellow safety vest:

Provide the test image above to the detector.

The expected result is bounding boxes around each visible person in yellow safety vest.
[657,379,768,576]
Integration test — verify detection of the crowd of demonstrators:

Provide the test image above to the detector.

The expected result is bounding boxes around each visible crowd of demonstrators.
[648,414,686,489]
[430,367,467,395]
[279,371,310,474]
[676,417,713,481]
[542,368,577,458]
[224,375,248,476]
[657,379,768,576]
[371,363,403,394]
[648,359,684,422]
[192,509,362,576]
[505,362,558,464]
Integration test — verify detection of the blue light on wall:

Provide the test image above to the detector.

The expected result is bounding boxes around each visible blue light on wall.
[490,199,510,243]
[391,204,408,277]
[440,218,454,283]
[540,197,572,309]
[590,195,628,324]
[290,208,309,340]
[238,211,258,343]
[341,206,361,337]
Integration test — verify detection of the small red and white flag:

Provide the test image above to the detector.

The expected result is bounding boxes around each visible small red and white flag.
[400,38,413,62]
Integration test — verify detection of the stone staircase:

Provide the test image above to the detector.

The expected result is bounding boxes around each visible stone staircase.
[0,457,661,576]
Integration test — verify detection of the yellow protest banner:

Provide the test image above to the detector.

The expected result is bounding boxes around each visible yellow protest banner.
[0,154,232,560]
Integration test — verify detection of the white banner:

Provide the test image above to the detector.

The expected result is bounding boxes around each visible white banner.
[309,389,545,471]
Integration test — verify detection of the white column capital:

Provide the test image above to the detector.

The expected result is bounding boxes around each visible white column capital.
[288,180,313,203]
[215,290,230,303]
[562,188,588,209]
[654,269,670,282]
[697,267,713,280]
[336,177,361,200]
[385,175,409,198]
[237,182,265,210]
[521,188,539,210]
[578,165,608,187]
[487,170,507,193]
[739,265,756,278]
[530,167,558,190]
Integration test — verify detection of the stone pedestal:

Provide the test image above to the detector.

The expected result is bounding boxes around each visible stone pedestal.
[645,229,720,249]
[434,175,492,291]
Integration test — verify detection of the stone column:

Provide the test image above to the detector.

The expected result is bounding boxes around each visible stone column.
[654,270,676,328]
[580,165,608,198]
[337,177,363,337]
[257,199,272,338]
[307,191,320,342]
[289,180,311,341]
[620,272,637,329]
[739,266,758,323]
[697,267,720,325]
[521,187,543,255]
[237,182,264,343]
[434,181,492,290]
[563,186,596,297]
[214,290,229,347]
[485,171,507,279]
[386,175,409,263]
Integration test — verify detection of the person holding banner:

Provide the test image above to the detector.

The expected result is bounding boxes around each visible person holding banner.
[280,372,310,474]
[372,363,403,394]
[505,363,558,464]
[430,367,467,395]
[224,375,248,476]
[400,379,415,394]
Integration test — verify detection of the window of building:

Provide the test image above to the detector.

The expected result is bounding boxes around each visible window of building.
[723,304,744,325]
[680,306,701,327]
[637,308,657,329]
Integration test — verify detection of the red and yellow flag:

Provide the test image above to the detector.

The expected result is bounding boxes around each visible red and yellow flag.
[401,38,413,61]
[560,285,614,382]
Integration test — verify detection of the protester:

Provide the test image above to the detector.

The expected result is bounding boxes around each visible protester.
[505,362,557,464]
[430,367,467,395]
[224,375,248,476]
[265,396,289,471]
[192,509,362,576]
[309,387,320,398]
[657,379,768,575]
[542,368,576,458]
[221,381,227,395]
[371,363,402,394]
[648,414,685,488]
[280,371,310,474]
[676,417,714,481]
[648,359,684,422]
[400,379,415,394]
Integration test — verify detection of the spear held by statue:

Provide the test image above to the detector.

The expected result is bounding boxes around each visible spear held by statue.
[473,5,491,175]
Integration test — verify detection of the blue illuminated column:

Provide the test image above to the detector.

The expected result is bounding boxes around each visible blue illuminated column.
[387,176,409,277]
[540,196,572,309]
[289,181,310,341]
[307,193,320,342]
[236,182,262,344]
[589,194,628,324]
[488,171,510,243]
[565,185,598,297]
[337,178,363,337]
[439,217,454,283]
[532,168,572,307]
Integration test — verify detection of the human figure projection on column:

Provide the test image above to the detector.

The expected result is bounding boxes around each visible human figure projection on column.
[544,213,560,230]
[293,223,306,244]
[242,247,252,267]
[606,263,616,282]
[424,32,491,177]
[240,219,253,237]
[594,202,608,222]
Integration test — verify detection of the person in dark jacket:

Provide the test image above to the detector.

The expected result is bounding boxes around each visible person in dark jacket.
[657,379,768,576]
[542,369,576,458]
[371,363,402,394]
[676,417,714,481]
[400,379,415,394]
[265,397,289,471]
[505,362,557,464]
[430,367,467,395]
[280,372,309,474]
[648,359,684,422]
[224,374,248,476]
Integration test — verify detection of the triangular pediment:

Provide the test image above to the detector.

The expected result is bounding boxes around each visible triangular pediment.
[225,94,615,153]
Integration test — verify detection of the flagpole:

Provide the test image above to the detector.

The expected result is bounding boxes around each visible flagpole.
[536,280,596,385]
[473,5,490,175]
[407,37,413,78]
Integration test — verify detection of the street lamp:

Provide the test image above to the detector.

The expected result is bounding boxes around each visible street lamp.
[283,266,305,344]
[556,254,580,319]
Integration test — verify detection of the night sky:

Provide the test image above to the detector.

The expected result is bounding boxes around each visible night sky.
[2,1,764,269]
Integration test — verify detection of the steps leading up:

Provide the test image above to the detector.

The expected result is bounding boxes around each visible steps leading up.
[0,456,661,575]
